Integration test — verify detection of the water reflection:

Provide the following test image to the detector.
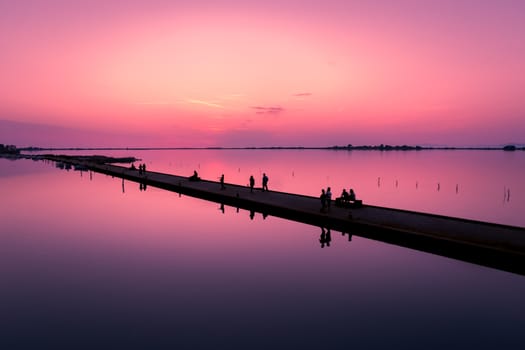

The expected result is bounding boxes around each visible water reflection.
[43,157,523,263]
[22,149,525,227]
[2,156,525,349]
[342,231,353,242]
[319,227,332,248]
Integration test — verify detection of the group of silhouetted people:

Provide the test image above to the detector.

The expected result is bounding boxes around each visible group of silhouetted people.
[339,188,356,202]
[321,187,359,212]
[130,163,147,175]
[320,187,332,212]
[195,172,268,192]
[186,170,364,211]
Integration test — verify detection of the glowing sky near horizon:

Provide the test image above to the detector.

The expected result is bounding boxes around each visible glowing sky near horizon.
[1,0,524,147]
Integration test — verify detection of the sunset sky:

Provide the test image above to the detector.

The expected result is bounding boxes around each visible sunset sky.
[1,0,524,147]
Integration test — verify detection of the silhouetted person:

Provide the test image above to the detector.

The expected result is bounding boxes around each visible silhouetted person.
[189,170,200,181]
[349,188,356,202]
[220,174,225,189]
[131,164,136,170]
[262,173,269,191]
[320,189,326,212]
[336,189,349,206]
[249,175,255,193]
[143,164,146,173]
[326,187,332,210]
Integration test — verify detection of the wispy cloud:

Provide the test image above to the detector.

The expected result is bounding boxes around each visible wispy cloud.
[135,101,181,105]
[187,99,224,108]
[251,106,285,115]
[293,92,312,97]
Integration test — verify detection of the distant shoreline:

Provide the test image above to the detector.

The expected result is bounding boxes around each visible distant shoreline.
[18,144,525,152]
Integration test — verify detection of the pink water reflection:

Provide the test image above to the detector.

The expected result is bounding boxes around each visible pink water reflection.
[2,156,525,348]
[29,149,524,226]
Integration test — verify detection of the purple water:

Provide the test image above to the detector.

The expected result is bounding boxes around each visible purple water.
[1,150,524,349]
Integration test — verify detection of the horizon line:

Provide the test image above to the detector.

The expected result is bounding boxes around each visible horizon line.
[17,144,525,151]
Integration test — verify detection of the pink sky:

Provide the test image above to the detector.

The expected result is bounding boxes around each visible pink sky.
[1,0,524,147]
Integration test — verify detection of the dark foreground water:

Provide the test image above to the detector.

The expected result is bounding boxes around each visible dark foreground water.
[1,150,525,349]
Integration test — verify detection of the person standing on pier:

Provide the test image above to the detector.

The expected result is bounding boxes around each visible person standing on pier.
[326,187,332,211]
[220,174,225,190]
[262,173,269,192]
[320,189,327,212]
[249,175,255,193]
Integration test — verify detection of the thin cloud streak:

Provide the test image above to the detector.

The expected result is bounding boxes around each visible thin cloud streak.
[135,101,182,105]
[251,106,285,115]
[187,99,224,109]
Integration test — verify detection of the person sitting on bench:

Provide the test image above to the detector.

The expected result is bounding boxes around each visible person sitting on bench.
[336,188,362,207]
[349,188,356,202]
[189,170,201,181]
[336,189,350,205]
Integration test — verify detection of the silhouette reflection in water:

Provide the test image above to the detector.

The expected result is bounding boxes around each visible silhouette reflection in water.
[342,231,352,242]
[219,203,225,214]
[319,227,332,248]
[250,210,255,220]
[139,182,147,191]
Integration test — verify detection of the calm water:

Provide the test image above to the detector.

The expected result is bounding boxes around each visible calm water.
[1,150,525,349]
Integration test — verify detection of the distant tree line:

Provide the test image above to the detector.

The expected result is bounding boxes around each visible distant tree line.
[330,144,424,150]
[0,144,20,154]
[2,143,523,152]
[330,144,524,151]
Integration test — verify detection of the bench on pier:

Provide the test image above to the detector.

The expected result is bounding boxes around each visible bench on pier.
[335,197,363,208]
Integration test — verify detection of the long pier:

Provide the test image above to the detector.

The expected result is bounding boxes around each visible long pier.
[46,155,525,276]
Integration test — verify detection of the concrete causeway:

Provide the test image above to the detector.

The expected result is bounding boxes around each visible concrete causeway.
[47,155,525,276]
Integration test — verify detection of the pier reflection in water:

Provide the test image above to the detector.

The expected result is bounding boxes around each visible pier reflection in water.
[2,155,525,349]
